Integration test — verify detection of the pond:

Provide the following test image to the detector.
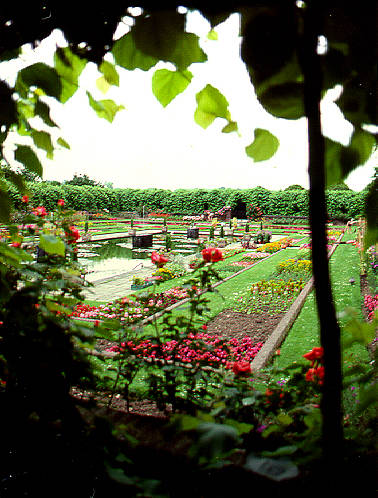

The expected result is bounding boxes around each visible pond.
[78,234,199,282]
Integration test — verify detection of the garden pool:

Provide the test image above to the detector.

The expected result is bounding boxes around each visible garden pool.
[78,234,199,282]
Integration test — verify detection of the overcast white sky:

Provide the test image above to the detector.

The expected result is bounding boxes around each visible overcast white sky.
[1,10,376,191]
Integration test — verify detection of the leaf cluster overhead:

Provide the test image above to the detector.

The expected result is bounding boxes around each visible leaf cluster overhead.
[0,2,376,221]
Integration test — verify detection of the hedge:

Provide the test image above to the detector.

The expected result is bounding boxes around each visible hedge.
[9,183,368,220]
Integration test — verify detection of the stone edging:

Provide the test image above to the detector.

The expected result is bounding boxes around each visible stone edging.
[250,229,345,371]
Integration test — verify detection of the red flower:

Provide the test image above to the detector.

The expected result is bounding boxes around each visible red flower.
[21,195,29,203]
[151,251,169,267]
[201,247,223,263]
[315,366,325,384]
[305,366,324,385]
[201,324,207,330]
[57,199,65,207]
[65,226,80,244]
[232,360,251,376]
[303,346,324,363]
[10,242,21,248]
[33,206,47,217]
[305,368,316,382]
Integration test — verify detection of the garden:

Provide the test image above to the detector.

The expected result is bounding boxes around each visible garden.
[0,4,377,498]
[1,192,376,496]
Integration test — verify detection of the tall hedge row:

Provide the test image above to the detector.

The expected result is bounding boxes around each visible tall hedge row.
[10,184,367,220]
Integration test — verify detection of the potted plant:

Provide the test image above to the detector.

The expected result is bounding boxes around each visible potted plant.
[262,231,272,244]
[253,231,264,244]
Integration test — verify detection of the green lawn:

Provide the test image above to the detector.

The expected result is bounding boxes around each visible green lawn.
[273,235,369,370]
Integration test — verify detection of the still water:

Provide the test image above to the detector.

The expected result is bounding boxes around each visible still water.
[78,234,199,282]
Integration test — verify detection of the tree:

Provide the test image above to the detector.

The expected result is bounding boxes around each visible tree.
[284,184,306,191]
[0,1,376,493]
[64,173,103,187]
[327,182,351,191]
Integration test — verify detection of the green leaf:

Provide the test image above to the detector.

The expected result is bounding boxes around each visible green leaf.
[364,176,377,247]
[34,100,57,128]
[99,60,119,86]
[207,29,218,40]
[31,130,54,159]
[241,7,297,88]
[0,187,11,222]
[222,121,238,134]
[262,445,298,458]
[258,82,305,120]
[0,240,28,265]
[86,92,125,123]
[336,77,375,126]
[356,382,378,414]
[245,128,280,161]
[39,234,65,257]
[175,414,202,431]
[4,170,26,193]
[242,396,256,406]
[54,47,87,103]
[152,69,192,107]
[325,130,376,186]
[276,413,293,426]
[57,137,70,149]
[194,84,231,129]
[344,317,376,347]
[224,419,253,435]
[0,48,21,62]
[16,63,62,100]
[0,81,18,128]
[193,422,240,460]
[96,76,110,94]
[112,32,159,71]
[244,454,299,482]
[132,11,207,70]
[45,300,71,315]
[169,32,207,70]
[347,128,376,166]
[14,145,43,177]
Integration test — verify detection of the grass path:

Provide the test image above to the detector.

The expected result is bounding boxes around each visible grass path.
[273,233,369,370]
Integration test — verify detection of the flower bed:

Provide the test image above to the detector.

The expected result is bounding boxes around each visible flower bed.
[233,279,305,315]
[106,331,263,369]
[364,294,378,321]
[256,237,293,253]
[71,286,191,322]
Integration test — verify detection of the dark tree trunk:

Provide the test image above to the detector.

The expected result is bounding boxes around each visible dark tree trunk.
[300,0,343,475]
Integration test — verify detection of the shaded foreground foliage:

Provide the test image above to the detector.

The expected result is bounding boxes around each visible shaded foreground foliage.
[0,2,376,496]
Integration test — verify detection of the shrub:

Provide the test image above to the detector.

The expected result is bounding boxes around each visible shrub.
[7,185,367,221]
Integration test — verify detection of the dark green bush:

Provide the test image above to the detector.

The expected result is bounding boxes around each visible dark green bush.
[9,184,366,221]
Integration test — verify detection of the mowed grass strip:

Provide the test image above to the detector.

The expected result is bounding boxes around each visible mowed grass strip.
[273,235,369,370]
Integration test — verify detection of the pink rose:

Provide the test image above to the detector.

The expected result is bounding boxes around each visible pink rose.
[33,206,47,217]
